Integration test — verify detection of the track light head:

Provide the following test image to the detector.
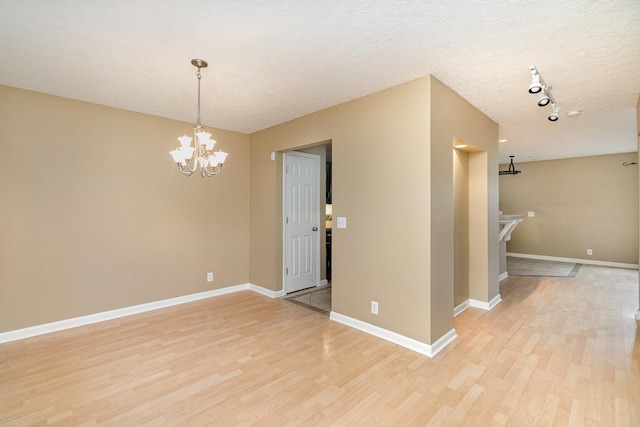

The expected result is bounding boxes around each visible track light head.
[548,105,560,121]
[529,74,543,94]
[537,91,550,107]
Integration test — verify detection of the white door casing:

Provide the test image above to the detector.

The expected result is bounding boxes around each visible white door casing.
[284,152,320,293]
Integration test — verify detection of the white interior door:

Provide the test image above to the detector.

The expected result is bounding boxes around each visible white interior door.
[284,152,320,293]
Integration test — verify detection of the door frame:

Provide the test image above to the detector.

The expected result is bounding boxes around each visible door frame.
[282,151,321,294]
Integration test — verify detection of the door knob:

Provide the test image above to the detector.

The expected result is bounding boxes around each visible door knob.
[312,227,318,231]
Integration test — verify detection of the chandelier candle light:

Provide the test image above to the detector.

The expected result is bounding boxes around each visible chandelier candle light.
[169,59,228,177]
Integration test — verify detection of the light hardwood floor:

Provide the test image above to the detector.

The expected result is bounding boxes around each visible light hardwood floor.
[1,265,639,426]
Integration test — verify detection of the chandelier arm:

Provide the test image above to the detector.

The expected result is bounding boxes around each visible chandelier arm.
[202,163,223,176]
[179,126,204,175]
[180,151,198,174]
[177,163,196,177]
[202,165,215,177]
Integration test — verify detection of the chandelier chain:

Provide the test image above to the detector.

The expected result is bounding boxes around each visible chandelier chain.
[196,66,202,127]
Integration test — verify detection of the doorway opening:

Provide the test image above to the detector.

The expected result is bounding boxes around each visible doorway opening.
[282,142,333,313]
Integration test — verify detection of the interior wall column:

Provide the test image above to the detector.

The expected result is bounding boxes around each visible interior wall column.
[468,151,498,305]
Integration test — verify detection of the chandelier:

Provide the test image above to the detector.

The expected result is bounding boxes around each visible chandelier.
[169,59,228,177]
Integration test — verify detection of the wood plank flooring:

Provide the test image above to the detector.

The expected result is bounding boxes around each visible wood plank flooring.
[1,265,639,426]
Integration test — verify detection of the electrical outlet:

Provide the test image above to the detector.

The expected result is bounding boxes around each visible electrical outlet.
[371,301,379,315]
[207,272,214,282]
[587,249,593,256]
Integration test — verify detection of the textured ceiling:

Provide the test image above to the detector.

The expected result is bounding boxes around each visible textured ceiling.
[0,0,639,163]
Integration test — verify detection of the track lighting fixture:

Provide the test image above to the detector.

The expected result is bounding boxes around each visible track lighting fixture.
[528,66,559,122]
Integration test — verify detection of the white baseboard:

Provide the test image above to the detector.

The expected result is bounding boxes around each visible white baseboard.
[454,294,502,315]
[0,283,282,344]
[507,252,639,270]
[470,294,502,311]
[453,300,470,317]
[2,281,458,358]
[329,311,456,358]
[635,311,640,321]
[499,271,509,282]
[429,329,458,357]
[249,284,285,298]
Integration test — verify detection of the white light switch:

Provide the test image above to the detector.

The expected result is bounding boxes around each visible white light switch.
[336,217,347,229]
[528,211,535,217]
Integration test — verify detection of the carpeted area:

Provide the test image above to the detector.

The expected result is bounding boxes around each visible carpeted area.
[507,256,581,277]
[284,286,331,314]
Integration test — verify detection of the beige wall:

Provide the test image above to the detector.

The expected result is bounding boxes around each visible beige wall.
[0,85,250,332]
[250,78,433,342]
[249,75,498,344]
[430,79,499,322]
[499,153,639,264]
[2,75,499,347]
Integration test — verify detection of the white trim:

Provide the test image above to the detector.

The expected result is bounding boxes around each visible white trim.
[470,294,502,311]
[319,279,329,286]
[430,329,458,357]
[455,294,502,315]
[329,311,456,358]
[453,300,470,317]
[249,284,285,299]
[635,311,640,321]
[0,283,286,344]
[507,252,639,270]
[499,271,509,282]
